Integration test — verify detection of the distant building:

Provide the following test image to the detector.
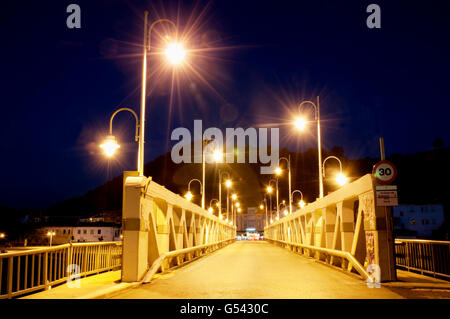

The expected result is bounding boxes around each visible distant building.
[36,223,122,245]
[393,204,444,238]
[236,207,266,235]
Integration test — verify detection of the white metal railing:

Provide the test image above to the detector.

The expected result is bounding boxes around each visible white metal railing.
[395,239,450,279]
[264,174,396,281]
[0,241,122,299]
[141,238,235,283]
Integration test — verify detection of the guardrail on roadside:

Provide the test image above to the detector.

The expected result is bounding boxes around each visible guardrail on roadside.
[395,239,450,280]
[264,174,397,282]
[0,241,122,299]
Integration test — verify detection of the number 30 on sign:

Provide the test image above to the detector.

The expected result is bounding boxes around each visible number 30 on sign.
[372,160,397,184]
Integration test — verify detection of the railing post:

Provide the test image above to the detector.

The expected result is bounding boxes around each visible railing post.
[43,251,49,290]
[67,244,73,278]
[95,245,100,273]
[7,257,13,299]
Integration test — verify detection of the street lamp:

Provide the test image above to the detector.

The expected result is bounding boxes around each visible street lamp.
[266,184,274,223]
[294,97,324,198]
[218,170,231,219]
[138,12,184,176]
[0,233,5,239]
[100,12,184,176]
[100,107,139,162]
[231,194,237,226]
[209,198,219,215]
[269,178,279,219]
[278,156,292,215]
[202,139,221,210]
[47,231,56,247]
[185,179,202,204]
[278,203,288,217]
[322,156,348,187]
[292,189,306,210]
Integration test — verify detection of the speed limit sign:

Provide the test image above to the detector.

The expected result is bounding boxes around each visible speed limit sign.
[372,160,397,184]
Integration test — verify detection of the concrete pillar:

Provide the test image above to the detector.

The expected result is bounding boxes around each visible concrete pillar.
[359,190,396,282]
[323,206,336,249]
[155,199,169,256]
[337,200,355,252]
[121,172,148,282]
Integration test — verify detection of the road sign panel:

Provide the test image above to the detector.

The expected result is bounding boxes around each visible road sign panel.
[376,190,398,206]
[372,160,397,184]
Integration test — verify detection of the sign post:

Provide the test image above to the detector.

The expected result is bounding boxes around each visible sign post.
[372,157,398,281]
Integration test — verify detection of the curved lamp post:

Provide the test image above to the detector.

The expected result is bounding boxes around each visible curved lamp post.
[209,198,219,215]
[266,183,275,223]
[218,170,231,219]
[322,156,348,187]
[292,189,306,209]
[100,12,184,176]
[185,179,202,204]
[278,156,292,215]
[100,108,139,162]
[294,97,324,198]
[138,13,183,176]
[269,178,279,219]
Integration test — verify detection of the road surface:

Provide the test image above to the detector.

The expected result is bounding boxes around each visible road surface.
[110,241,404,299]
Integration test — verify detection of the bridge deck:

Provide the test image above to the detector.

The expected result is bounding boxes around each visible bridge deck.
[110,241,403,299]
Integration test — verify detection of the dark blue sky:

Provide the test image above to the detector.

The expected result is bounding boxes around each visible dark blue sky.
[1,0,449,209]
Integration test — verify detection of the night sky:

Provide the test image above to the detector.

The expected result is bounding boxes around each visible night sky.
[1,0,449,209]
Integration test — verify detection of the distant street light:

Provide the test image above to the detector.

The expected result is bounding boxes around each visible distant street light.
[185,179,202,205]
[0,233,5,239]
[278,155,292,215]
[269,178,279,219]
[209,199,219,215]
[202,139,221,210]
[322,156,348,187]
[47,231,56,247]
[292,190,306,209]
[218,170,231,219]
[294,97,324,198]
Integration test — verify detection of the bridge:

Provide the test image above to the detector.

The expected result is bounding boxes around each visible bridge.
[1,173,449,299]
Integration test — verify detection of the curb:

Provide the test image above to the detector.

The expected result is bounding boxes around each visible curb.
[76,282,142,299]
[382,283,450,290]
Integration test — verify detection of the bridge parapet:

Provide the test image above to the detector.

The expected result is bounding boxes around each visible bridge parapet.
[122,171,235,282]
[264,174,396,281]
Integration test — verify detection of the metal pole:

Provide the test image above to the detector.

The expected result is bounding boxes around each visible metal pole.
[265,197,268,226]
[269,194,272,222]
[288,154,292,215]
[379,137,385,160]
[276,178,279,219]
[219,172,222,218]
[202,145,205,209]
[317,96,324,198]
[138,11,148,176]
[227,188,229,219]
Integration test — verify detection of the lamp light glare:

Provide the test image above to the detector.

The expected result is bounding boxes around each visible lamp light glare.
[165,42,186,65]
[336,173,348,186]
[184,191,193,201]
[294,117,307,131]
[100,135,120,157]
